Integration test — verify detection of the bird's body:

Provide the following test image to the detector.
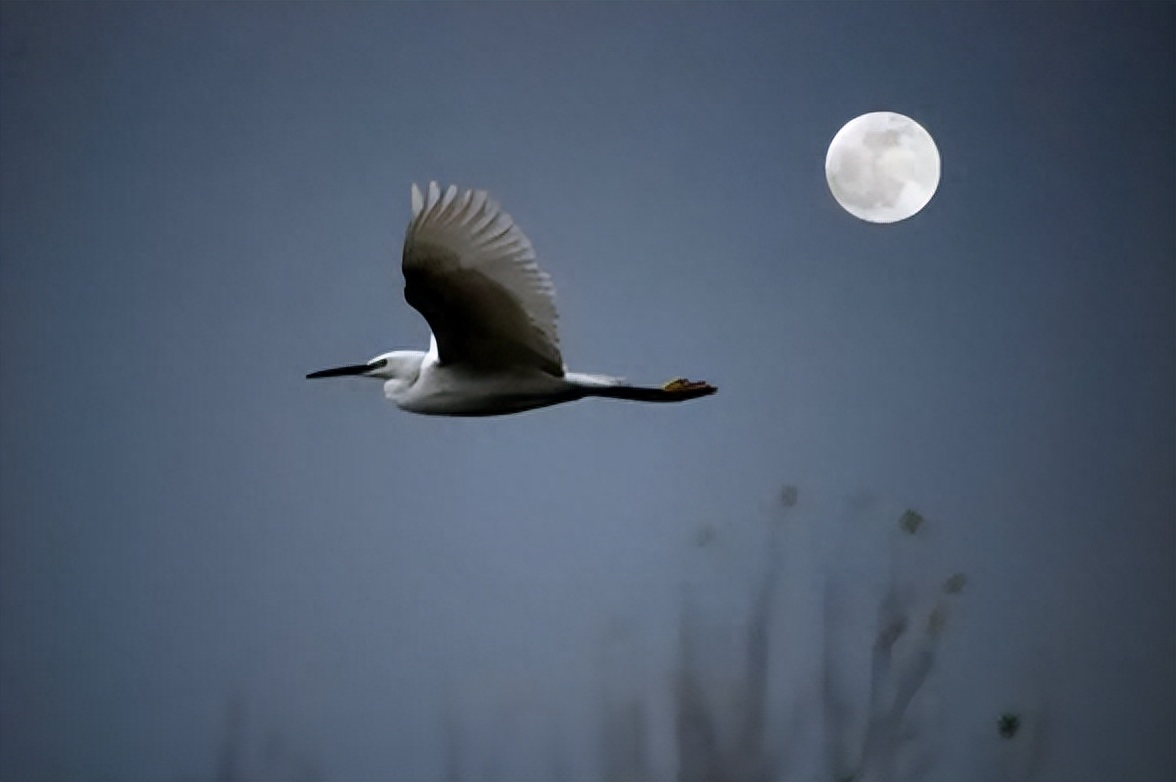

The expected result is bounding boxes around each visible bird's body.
[383,343,576,417]
[308,183,716,416]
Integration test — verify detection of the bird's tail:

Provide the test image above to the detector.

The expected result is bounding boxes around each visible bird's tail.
[566,373,717,403]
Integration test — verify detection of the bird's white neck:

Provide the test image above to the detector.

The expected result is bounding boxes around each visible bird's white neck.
[367,349,425,398]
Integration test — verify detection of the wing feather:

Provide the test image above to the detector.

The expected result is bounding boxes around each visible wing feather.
[402,182,563,375]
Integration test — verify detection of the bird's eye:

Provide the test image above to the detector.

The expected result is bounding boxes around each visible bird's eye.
[368,358,388,369]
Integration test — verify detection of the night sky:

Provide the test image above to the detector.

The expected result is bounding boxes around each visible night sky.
[1,4,1172,781]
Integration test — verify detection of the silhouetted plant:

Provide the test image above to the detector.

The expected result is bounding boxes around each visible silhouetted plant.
[208,696,326,782]
[436,483,977,782]
[672,487,966,782]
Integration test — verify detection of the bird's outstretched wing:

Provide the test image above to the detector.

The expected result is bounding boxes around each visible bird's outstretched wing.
[402,182,564,376]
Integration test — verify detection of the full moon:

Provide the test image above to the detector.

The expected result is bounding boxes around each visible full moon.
[825,111,941,224]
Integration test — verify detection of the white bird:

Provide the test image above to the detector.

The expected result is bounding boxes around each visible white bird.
[307,182,716,416]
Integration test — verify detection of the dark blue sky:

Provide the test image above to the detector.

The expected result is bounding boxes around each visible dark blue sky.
[2,4,1172,781]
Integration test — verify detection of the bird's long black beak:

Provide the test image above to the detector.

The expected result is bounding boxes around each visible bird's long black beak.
[306,363,371,379]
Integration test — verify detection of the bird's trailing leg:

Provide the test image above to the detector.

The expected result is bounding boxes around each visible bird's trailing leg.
[576,375,717,403]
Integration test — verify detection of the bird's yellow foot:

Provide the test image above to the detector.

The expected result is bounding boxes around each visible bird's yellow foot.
[662,377,717,395]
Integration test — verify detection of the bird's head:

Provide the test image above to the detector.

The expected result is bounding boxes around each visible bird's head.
[306,351,422,385]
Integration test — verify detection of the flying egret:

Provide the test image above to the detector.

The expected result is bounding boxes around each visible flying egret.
[307,182,717,416]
